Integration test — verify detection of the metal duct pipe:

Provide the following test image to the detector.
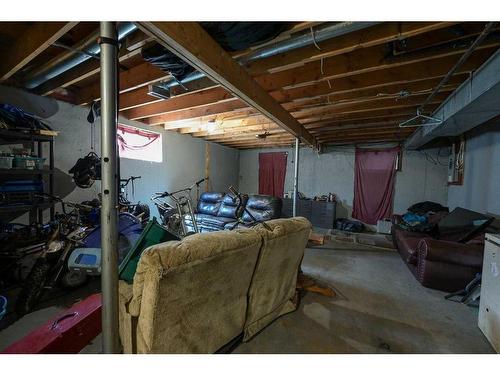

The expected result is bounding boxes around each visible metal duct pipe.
[163,21,380,89]
[24,22,137,89]
[419,21,497,113]
[239,21,380,63]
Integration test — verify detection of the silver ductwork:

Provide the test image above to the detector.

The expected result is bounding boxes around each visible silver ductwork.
[161,21,380,89]
[24,22,138,89]
[406,48,500,149]
[239,21,380,63]
[23,21,380,93]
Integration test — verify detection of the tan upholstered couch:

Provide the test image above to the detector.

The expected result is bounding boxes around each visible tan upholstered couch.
[118,217,311,353]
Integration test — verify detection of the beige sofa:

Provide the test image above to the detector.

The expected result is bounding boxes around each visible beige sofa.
[118,217,311,354]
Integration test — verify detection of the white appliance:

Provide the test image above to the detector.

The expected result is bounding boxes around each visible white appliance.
[479,233,500,353]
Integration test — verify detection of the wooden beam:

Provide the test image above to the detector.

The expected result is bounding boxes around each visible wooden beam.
[244,22,457,75]
[0,22,78,81]
[129,47,492,125]
[77,26,495,114]
[136,22,316,147]
[34,35,149,97]
[204,143,210,192]
[127,86,235,120]
[77,61,167,104]
[22,27,99,83]
[258,39,500,93]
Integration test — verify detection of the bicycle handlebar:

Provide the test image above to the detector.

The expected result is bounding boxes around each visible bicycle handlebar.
[153,178,206,200]
[120,176,141,187]
[35,193,93,213]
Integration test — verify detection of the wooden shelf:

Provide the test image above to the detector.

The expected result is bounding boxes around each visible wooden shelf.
[0,129,56,142]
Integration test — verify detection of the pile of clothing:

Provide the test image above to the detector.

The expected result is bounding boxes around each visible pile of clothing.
[398,201,449,233]
[0,104,53,132]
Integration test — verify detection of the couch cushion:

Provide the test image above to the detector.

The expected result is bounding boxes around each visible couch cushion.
[242,194,282,223]
[217,194,247,219]
[197,192,225,216]
[124,229,262,353]
[243,217,311,341]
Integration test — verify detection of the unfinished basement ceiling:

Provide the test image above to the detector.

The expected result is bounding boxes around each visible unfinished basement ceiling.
[1,21,499,149]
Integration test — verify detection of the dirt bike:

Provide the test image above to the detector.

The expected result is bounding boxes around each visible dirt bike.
[14,195,143,317]
[14,196,94,317]
[0,221,54,290]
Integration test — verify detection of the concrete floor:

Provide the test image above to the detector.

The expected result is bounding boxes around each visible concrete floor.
[0,240,494,353]
[235,240,494,353]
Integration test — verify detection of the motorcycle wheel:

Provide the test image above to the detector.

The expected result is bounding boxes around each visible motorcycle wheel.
[15,258,51,317]
[60,270,88,290]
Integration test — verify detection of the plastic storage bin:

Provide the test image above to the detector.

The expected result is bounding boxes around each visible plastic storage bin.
[13,156,45,170]
[0,156,14,169]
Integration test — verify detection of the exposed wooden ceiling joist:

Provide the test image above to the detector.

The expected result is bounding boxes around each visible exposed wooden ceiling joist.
[136,21,317,147]
[126,45,496,125]
[74,22,470,111]
[243,22,458,75]
[0,22,78,81]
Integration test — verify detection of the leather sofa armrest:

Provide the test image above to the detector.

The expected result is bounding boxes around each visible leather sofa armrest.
[392,214,404,225]
[418,238,484,268]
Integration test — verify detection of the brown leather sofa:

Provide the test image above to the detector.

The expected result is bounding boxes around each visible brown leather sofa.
[392,226,484,292]
[392,207,493,292]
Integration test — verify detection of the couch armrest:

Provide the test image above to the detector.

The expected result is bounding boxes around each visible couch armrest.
[118,280,137,353]
[418,238,483,268]
[392,214,404,225]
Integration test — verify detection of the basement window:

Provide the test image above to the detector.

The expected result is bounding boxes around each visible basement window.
[117,124,162,163]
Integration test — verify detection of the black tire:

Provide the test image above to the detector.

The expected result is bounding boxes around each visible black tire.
[60,270,88,290]
[15,258,51,317]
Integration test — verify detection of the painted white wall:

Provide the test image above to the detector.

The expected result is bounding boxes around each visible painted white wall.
[239,145,449,220]
[1,86,239,221]
[447,121,500,215]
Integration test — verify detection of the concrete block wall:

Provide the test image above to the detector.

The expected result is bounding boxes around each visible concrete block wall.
[0,86,239,221]
[447,121,500,216]
[238,145,449,219]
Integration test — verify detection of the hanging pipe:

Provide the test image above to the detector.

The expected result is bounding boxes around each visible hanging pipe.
[24,22,137,89]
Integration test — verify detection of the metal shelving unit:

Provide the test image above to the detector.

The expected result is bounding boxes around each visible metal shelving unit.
[0,129,56,224]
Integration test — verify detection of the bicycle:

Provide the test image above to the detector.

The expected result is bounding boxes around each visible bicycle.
[119,176,150,225]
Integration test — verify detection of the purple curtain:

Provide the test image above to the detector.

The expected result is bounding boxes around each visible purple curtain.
[352,147,400,225]
[259,152,287,197]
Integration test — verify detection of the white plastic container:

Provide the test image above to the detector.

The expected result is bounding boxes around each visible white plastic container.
[0,156,14,169]
[377,218,393,234]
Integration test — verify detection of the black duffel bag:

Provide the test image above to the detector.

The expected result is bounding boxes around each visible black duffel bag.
[335,218,364,233]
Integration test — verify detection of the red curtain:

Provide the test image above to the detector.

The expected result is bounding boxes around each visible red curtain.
[259,152,287,197]
[352,147,400,225]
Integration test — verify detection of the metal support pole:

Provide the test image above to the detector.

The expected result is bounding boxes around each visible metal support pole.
[99,21,120,354]
[292,137,300,217]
